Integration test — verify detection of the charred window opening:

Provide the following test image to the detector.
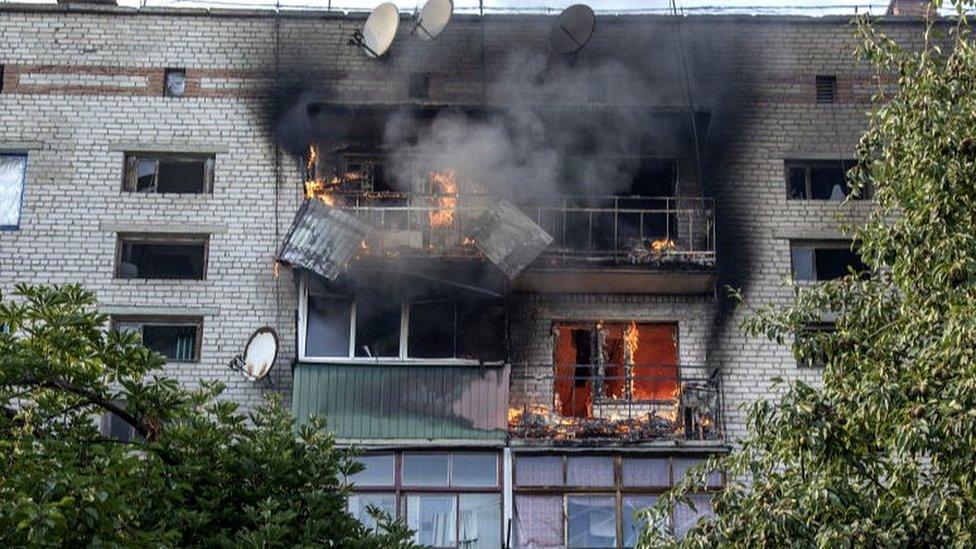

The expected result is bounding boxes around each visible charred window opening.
[116,234,208,280]
[786,160,863,200]
[628,158,678,198]
[554,321,679,419]
[164,68,186,98]
[795,322,835,368]
[409,72,430,99]
[113,317,202,362]
[816,74,837,104]
[791,240,867,282]
[124,153,214,193]
[302,274,505,361]
[0,65,5,94]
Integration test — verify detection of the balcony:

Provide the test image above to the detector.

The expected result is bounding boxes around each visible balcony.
[282,191,715,292]
[508,365,723,446]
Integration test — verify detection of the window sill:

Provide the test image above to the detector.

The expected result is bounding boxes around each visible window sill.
[298,357,507,368]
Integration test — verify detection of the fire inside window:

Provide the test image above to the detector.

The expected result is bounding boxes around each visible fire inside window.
[554,322,679,418]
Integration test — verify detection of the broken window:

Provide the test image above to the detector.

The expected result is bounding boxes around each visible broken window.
[786,160,864,200]
[554,322,679,418]
[123,153,214,193]
[302,274,505,361]
[113,317,202,362]
[116,234,208,280]
[164,68,186,97]
[0,153,27,229]
[790,241,866,282]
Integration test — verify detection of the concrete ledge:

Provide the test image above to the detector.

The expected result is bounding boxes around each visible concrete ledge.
[0,141,46,152]
[99,305,219,317]
[107,141,231,154]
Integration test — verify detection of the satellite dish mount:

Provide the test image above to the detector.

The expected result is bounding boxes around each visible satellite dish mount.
[412,0,453,41]
[350,2,399,59]
[228,327,280,383]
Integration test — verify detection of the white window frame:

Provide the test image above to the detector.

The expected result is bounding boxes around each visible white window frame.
[297,272,487,365]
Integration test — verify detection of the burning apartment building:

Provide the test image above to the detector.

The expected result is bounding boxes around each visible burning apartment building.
[0,0,927,546]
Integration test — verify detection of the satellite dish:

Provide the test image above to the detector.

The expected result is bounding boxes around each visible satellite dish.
[237,327,279,381]
[413,0,453,41]
[550,4,595,55]
[350,2,400,59]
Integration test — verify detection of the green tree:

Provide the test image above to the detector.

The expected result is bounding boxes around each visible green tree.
[640,2,976,547]
[0,283,415,547]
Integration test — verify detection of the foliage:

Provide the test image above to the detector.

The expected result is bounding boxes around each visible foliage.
[0,283,416,547]
[640,2,976,547]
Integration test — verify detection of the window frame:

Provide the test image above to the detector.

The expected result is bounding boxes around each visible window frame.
[789,239,864,282]
[114,233,210,280]
[0,152,27,231]
[512,452,722,547]
[164,68,187,98]
[122,152,215,194]
[297,272,494,365]
[794,321,836,369]
[111,315,204,363]
[784,159,862,201]
[347,450,504,548]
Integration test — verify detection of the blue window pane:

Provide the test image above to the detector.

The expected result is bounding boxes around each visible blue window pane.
[622,495,660,548]
[452,453,497,487]
[402,453,449,486]
[349,454,395,486]
[405,494,456,547]
[459,493,501,549]
[674,494,713,539]
[348,493,396,532]
[567,496,617,548]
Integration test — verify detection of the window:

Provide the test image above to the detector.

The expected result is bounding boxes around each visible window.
[513,454,720,547]
[794,322,836,368]
[790,241,866,282]
[164,68,186,97]
[0,153,27,229]
[123,153,214,194]
[100,409,142,442]
[409,73,430,99]
[113,317,202,362]
[786,160,863,200]
[0,65,5,93]
[554,322,679,418]
[116,234,208,280]
[347,451,501,548]
[302,274,505,361]
[816,75,837,104]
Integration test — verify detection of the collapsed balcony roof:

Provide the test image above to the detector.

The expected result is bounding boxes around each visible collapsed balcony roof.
[304,103,710,156]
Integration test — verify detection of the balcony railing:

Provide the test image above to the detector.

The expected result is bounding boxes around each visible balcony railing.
[508,364,723,443]
[323,192,715,268]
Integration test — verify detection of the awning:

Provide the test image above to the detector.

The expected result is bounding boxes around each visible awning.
[469,199,554,279]
[292,363,510,444]
[275,200,372,281]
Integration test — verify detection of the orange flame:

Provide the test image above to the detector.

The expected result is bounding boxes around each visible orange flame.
[428,170,458,228]
[303,143,362,207]
[651,238,676,253]
[624,321,639,364]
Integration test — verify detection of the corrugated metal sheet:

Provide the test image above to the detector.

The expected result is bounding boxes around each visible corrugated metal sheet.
[469,200,554,279]
[275,200,372,281]
[292,363,510,443]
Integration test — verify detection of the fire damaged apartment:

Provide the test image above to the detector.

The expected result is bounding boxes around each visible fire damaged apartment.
[0,0,923,547]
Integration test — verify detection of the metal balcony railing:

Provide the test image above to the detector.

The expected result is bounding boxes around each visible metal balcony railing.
[508,364,723,443]
[322,192,716,268]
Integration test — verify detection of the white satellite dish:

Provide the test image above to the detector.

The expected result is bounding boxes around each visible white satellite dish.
[240,327,279,381]
[413,0,453,41]
[550,4,595,55]
[351,2,400,59]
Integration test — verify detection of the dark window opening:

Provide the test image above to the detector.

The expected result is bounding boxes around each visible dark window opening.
[795,322,835,368]
[408,300,456,359]
[409,73,430,99]
[124,153,214,194]
[628,159,677,198]
[816,75,836,104]
[791,241,867,282]
[0,65,5,94]
[100,410,143,442]
[116,235,208,280]
[355,294,401,358]
[786,160,862,200]
[114,317,202,362]
[164,68,186,97]
[306,288,353,357]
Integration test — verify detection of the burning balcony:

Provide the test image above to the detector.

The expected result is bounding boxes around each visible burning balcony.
[508,366,722,445]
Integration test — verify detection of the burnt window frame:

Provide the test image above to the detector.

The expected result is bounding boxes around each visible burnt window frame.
[346,450,504,546]
[512,452,722,547]
[785,159,867,201]
[122,152,215,194]
[298,272,502,364]
[114,233,210,280]
[789,239,866,282]
[111,315,204,363]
